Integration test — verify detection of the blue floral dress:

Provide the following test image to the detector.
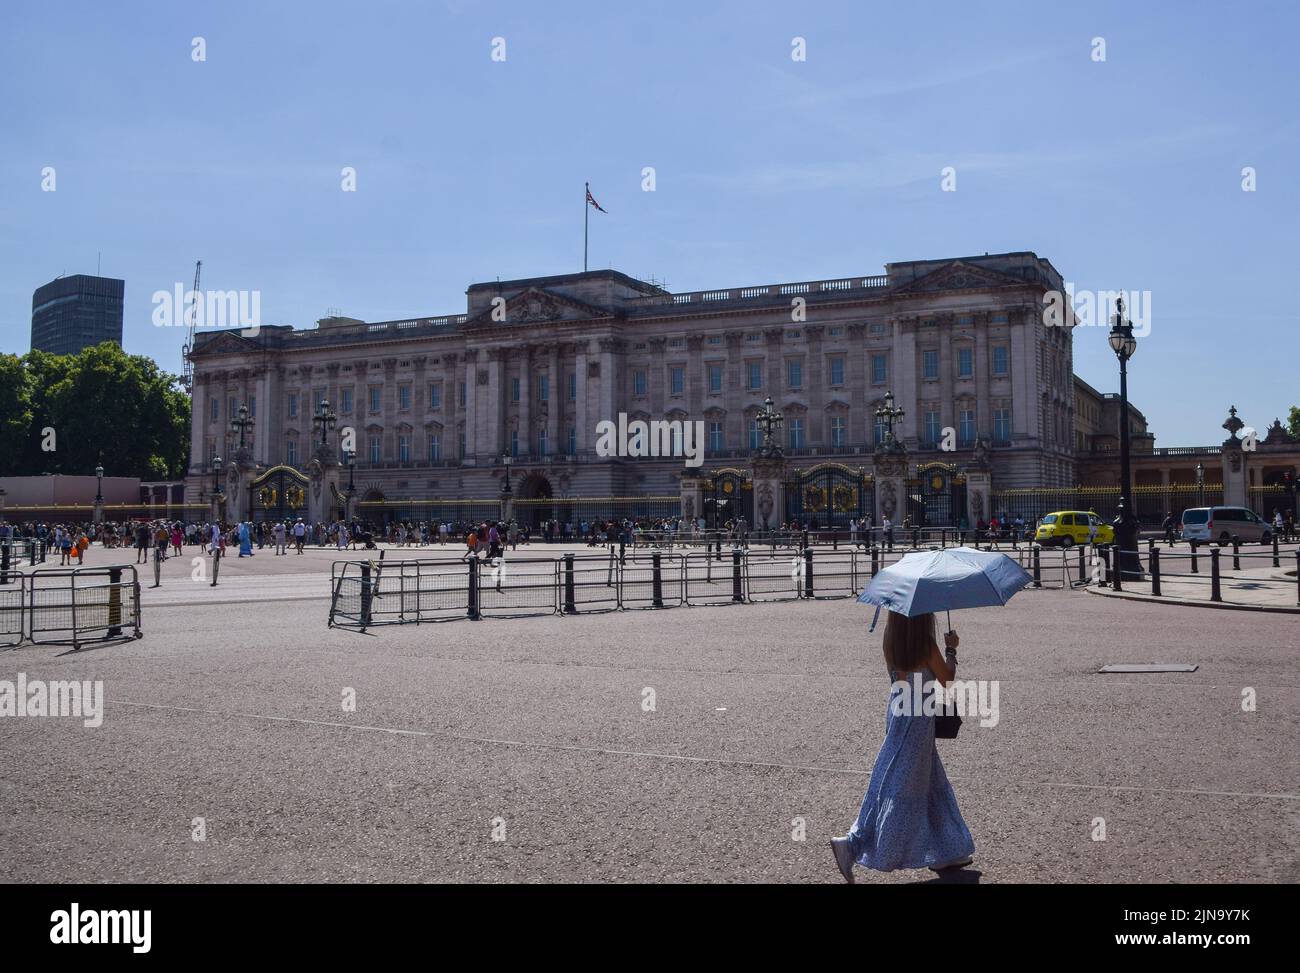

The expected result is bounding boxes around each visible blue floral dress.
[846,668,975,871]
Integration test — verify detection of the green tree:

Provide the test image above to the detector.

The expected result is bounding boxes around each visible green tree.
[9,342,190,479]
[1288,406,1300,440]
[0,354,33,473]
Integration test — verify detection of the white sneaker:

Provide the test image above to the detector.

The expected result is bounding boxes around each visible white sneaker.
[829,837,855,884]
[928,854,973,872]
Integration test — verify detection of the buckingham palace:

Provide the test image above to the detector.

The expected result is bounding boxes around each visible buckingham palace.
[186,251,1083,524]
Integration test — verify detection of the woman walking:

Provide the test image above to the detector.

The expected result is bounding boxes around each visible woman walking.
[830,611,974,882]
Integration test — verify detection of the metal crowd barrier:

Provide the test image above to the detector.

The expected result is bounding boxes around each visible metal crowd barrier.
[326,547,870,629]
[0,568,24,648]
[14,565,144,650]
[1097,536,1300,606]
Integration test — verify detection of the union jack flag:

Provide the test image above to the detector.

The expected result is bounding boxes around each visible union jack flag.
[585,185,607,213]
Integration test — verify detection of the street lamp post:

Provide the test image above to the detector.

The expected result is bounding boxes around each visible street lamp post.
[875,390,905,447]
[312,400,337,450]
[1196,462,1205,508]
[501,454,514,495]
[1108,295,1142,579]
[230,403,253,450]
[211,456,225,523]
[755,397,784,457]
[93,464,105,528]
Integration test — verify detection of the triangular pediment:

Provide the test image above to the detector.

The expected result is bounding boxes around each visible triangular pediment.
[894,261,1028,295]
[190,329,262,357]
[464,287,613,329]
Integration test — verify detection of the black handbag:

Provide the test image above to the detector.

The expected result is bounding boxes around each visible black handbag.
[932,677,962,739]
[934,706,963,739]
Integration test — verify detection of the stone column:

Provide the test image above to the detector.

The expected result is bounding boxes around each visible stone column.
[547,346,560,457]
[518,346,532,458]
[190,372,209,474]
[725,332,745,450]
[574,342,589,456]
[463,350,479,464]
[847,324,866,445]
[805,325,824,444]
[973,313,990,440]
[648,337,666,416]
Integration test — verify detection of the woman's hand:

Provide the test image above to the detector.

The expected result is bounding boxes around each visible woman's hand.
[944,630,959,652]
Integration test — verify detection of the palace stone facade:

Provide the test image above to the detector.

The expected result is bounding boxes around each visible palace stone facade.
[186,252,1080,511]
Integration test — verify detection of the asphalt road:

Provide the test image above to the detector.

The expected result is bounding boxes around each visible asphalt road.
[2,545,1297,883]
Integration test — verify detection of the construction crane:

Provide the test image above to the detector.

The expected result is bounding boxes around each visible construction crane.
[181,259,201,395]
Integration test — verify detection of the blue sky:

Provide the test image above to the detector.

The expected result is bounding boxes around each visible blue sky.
[2,0,1296,447]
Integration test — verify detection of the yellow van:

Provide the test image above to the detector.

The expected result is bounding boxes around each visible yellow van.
[1034,510,1114,547]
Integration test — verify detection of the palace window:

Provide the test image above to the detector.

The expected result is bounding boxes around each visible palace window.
[341,388,353,413]
[786,360,802,389]
[749,419,761,450]
[992,346,1009,376]
[567,427,576,456]
[830,415,845,448]
[958,347,973,378]
[511,377,520,402]
[708,421,723,452]
[709,364,723,393]
[249,396,257,417]
[286,439,297,466]
[994,407,1012,444]
[924,410,941,447]
[869,322,885,335]
[428,434,441,461]
[398,384,411,410]
[369,387,382,413]
[428,383,441,409]
[633,369,646,396]
[538,428,549,456]
[788,418,805,449]
[458,429,466,458]
[871,354,887,384]
[922,350,939,380]
[397,434,411,462]
[568,372,577,400]
[287,393,298,418]
[959,409,976,445]
[510,430,519,457]
[874,414,888,445]
[829,356,844,386]
[458,382,466,407]
[670,366,685,396]
[707,335,722,345]
[538,374,549,402]
[211,398,220,421]
[747,362,762,391]
[368,435,381,464]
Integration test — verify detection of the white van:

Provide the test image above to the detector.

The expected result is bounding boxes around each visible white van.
[1180,506,1273,545]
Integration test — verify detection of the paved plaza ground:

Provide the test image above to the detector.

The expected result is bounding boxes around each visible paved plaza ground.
[2,541,1298,883]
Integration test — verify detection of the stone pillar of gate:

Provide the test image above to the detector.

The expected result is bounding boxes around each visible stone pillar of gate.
[871,442,908,529]
[750,455,786,530]
[964,470,991,532]
[229,448,256,523]
[679,468,707,525]
[1219,407,1248,509]
[308,446,341,524]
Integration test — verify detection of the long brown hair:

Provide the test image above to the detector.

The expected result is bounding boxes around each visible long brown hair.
[882,611,936,672]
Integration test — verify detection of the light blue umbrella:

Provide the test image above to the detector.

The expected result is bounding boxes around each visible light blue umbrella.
[858,546,1033,631]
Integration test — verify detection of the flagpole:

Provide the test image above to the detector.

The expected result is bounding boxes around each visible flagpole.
[584,182,589,273]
